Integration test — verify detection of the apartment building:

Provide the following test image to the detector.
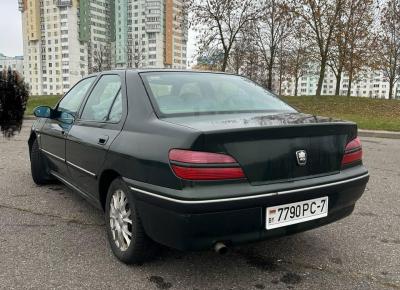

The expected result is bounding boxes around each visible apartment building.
[281,66,400,99]
[19,0,115,95]
[80,0,115,73]
[20,0,76,95]
[20,0,188,95]
[114,0,188,69]
[0,53,24,75]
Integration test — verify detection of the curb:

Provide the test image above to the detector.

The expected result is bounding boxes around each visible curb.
[358,129,400,139]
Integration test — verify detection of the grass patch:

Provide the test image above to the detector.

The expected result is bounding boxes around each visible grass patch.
[282,96,400,132]
[26,95,61,116]
[25,94,400,131]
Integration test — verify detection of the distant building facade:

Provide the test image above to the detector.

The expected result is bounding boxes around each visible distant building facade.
[0,53,24,75]
[114,0,188,69]
[281,65,400,99]
[19,0,113,95]
[19,0,188,96]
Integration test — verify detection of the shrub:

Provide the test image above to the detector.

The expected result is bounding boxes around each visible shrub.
[0,67,30,137]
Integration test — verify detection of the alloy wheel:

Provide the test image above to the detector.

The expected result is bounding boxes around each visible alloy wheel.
[109,189,133,251]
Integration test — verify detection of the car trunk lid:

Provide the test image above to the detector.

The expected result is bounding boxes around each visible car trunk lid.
[162,113,357,185]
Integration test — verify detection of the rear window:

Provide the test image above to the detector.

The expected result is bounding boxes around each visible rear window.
[140,72,295,117]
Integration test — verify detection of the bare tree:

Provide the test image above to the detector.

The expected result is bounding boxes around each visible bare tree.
[379,0,400,99]
[187,0,392,100]
[294,0,343,96]
[129,40,146,68]
[229,25,257,75]
[328,0,374,96]
[345,0,375,96]
[328,15,348,95]
[189,0,260,71]
[253,0,292,90]
[241,35,261,81]
[286,25,311,96]
[193,48,224,71]
[277,39,291,95]
[230,37,247,74]
[92,44,111,73]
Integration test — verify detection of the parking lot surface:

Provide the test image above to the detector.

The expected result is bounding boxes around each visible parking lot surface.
[0,121,399,289]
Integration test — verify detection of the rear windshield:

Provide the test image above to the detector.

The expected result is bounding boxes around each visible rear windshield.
[140,72,295,117]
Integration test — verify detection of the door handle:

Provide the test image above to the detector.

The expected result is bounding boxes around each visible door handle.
[98,135,109,145]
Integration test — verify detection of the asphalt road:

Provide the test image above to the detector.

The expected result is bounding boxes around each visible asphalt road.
[0,121,399,290]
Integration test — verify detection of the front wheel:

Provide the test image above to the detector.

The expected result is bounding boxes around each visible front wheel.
[30,138,52,185]
[105,178,157,264]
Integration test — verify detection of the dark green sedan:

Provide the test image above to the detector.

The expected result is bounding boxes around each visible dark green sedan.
[29,70,369,264]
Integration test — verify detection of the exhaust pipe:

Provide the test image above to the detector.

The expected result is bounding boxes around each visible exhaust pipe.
[214,242,228,255]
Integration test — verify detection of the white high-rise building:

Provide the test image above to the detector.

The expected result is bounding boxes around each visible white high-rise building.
[114,0,188,68]
[20,0,84,95]
[20,0,188,95]
[19,0,113,95]
[281,65,400,99]
[80,0,115,73]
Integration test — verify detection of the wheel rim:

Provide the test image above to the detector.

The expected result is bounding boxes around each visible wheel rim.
[109,189,133,252]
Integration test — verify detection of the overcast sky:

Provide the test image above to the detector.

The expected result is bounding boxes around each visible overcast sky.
[0,0,197,62]
[0,0,23,56]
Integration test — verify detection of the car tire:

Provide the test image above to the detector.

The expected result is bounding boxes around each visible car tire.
[30,138,52,185]
[105,178,157,264]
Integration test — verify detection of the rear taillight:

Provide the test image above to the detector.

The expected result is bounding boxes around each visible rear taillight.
[342,137,362,166]
[169,149,246,181]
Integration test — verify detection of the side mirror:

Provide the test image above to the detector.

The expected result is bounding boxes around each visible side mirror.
[59,111,75,124]
[33,106,52,118]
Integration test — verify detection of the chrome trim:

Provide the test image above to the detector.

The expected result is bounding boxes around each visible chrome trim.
[41,148,96,178]
[129,173,369,205]
[40,148,65,162]
[66,161,97,177]
[51,171,79,191]
[130,186,276,204]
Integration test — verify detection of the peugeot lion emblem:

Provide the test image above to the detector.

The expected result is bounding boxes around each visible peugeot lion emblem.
[296,150,307,166]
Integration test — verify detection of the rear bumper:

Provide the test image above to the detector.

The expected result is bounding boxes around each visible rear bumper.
[125,168,369,251]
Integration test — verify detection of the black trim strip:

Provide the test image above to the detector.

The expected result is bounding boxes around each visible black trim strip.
[40,148,65,162]
[66,161,97,178]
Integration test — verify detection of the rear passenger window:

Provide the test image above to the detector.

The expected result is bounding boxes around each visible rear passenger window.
[81,75,122,122]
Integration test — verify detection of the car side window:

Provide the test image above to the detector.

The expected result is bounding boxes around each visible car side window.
[80,75,122,122]
[58,77,95,114]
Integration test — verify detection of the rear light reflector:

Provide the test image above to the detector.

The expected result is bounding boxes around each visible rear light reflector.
[171,165,245,180]
[169,149,246,181]
[342,137,362,166]
[169,149,236,164]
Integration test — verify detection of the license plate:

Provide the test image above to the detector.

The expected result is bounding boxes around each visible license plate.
[266,197,328,230]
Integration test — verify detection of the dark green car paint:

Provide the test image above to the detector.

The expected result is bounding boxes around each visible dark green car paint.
[29,69,369,251]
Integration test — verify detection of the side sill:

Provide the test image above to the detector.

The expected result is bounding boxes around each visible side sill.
[50,171,102,210]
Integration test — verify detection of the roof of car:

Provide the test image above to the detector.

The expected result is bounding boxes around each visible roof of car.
[91,68,236,76]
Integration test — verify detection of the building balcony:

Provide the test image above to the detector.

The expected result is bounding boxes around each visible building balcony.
[145,1,162,9]
[56,0,72,7]
[145,24,161,33]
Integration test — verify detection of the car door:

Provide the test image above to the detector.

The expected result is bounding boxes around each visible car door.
[40,76,96,178]
[65,72,127,197]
